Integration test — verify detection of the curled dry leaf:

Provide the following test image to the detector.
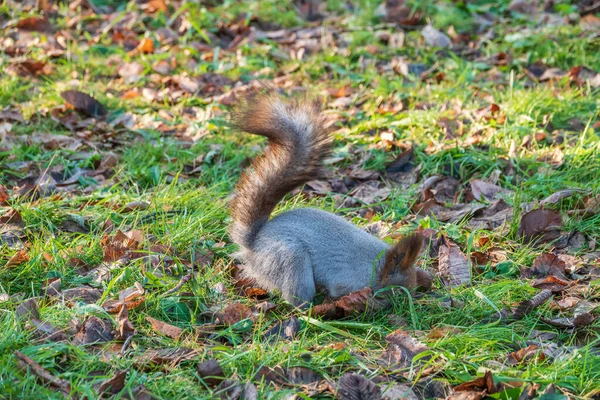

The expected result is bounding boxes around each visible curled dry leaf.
[60,91,107,118]
[542,312,595,329]
[16,16,51,32]
[95,370,127,396]
[146,316,183,340]
[382,330,430,369]
[4,249,29,268]
[470,179,511,202]
[135,347,199,367]
[337,373,381,400]
[521,253,567,280]
[506,345,545,366]
[263,316,300,341]
[531,275,570,293]
[311,287,387,319]
[438,243,471,288]
[73,316,115,345]
[197,359,225,387]
[454,370,499,394]
[215,302,253,325]
[518,209,562,244]
[103,283,145,313]
[115,305,136,340]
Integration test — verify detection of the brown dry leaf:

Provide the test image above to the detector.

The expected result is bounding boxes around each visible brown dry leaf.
[60,91,107,118]
[542,312,595,329]
[4,249,29,268]
[118,62,144,83]
[14,351,70,395]
[382,330,430,369]
[15,298,40,321]
[215,302,253,325]
[135,347,199,367]
[312,287,387,319]
[349,182,391,205]
[95,370,127,396]
[11,60,52,76]
[263,316,301,341]
[101,230,143,263]
[521,253,567,279]
[506,345,544,366]
[16,16,51,32]
[454,371,499,394]
[60,287,102,304]
[152,60,173,75]
[540,189,577,206]
[115,304,136,340]
[337,373,380,400]
[73,316,115,345]
[103,283,145,313]
[197,359,225,387]
[146,316,183,340]
[439,243,470,288]
[531,275,570,293]
[470,179,511,202]
[518,209,562,244]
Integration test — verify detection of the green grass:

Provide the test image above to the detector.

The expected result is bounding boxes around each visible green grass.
[1,0,600,398]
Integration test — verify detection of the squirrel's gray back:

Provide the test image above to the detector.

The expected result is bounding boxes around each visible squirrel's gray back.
[239,208,388,297]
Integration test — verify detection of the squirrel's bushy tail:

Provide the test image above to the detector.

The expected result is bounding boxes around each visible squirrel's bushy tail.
[229,93,331,248]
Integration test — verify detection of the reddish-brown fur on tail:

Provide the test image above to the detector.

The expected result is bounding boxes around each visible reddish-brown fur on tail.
[229,94,331,248]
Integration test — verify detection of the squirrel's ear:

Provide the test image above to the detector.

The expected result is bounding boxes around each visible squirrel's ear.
[381,233,423,280]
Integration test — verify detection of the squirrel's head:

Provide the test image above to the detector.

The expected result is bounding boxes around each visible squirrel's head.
[380,233,432,291]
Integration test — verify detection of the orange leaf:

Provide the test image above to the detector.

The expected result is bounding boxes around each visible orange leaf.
[5,250,29,268]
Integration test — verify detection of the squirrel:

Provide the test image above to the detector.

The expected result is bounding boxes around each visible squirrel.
[229,93,432,307]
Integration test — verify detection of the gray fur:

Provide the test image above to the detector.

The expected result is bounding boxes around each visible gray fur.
[235,208,414,306]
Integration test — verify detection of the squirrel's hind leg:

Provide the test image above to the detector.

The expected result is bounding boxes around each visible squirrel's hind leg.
[279,253,316,308]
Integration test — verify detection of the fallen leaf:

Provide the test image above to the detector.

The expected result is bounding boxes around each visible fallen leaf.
[337,373,381,400]
[146,316,183,340]
[470,179,511,202]
[422,25,451,48]
[115,305,136,340]
[531,275,570,293]
[382,330,430,369]
[506,345,544,366]
[16,16,51,32]
[263,316,300,341]
[454,370,499,394]
[61,91,107,118]
[312,287,387,319]
[96,370,127,396]
[521,253,567,279]
[73,316,114,345]
[15,298,40,321]
[197,359,225,387]
[118,62,144,83]
[4,249,29,268]
[518,209,562,244]
[540,189,577,206]
[135,347,199,367]
[215,302,253,325]
[438,243,470,287]
[542,312,595,329]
